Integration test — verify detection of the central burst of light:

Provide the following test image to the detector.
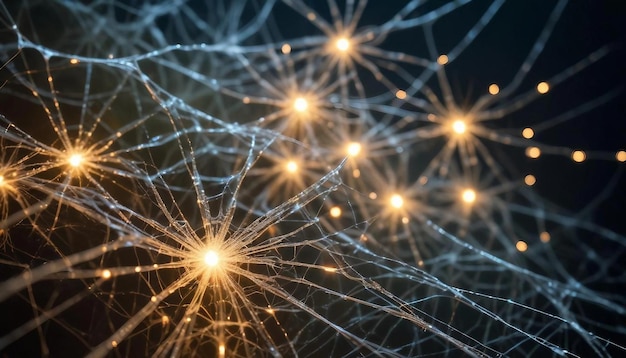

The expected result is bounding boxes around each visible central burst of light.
[0,175,5,187]
[389,194,404,209]
[346,142,362,157]
[68,153,85,168]
[451,119,467,135]
[204,250,220,267]
[335,37,350,52]
[285,160,298,173]
[461,189,477,204]
[293,97,309,112]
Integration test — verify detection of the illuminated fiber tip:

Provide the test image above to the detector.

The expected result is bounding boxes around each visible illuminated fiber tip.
[395,89,407,99]
[69,58,79,64]
[285,160,298,173]
[537,81,550,94]
[329,206,342,218]
[346,142,362,157]
[461,189,476,204]
[488,84,499,95]
[281,43,291,54]
[522,127,534,139]
[516,241,528,252]
[390,194,404,209]
[335,37,350,52]
[451,119,467,135]
[437,54,449,65]
[540,231,551,243]
[572,150,586,163]
[101,269,111,279]
[524,174,536,186]
[0,175,4,187]
[218,344,226,357]
[293,97,309,112]
[204,250,219,267]
[617,151,626,162]
[526,147,541,159]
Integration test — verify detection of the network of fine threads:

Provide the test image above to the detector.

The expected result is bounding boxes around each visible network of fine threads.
[0,0,625,357]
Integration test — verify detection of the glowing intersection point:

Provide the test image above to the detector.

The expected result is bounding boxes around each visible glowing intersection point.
[335,37,350,52]
[204,250,219,267]
[461,189,477,204]
[68,153,85,168]
[389,194,404,209]
[451,119,467,135]
[285,160,298,173]
[346,142,362,157]
[293,97,309,112]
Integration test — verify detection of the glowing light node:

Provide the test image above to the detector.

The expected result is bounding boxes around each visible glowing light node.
[390,194,404,209]
[526,147,541,159]
[522,127,534,139]
[329,206,342,218]
[346,142,362,157]
[101,269,111,279]
[617,151,626,162]
[218,344,226,357]
[204,250,219,267]
[451,119,467,135]
[437,54,449,65]
[488,84,500,95]
[335,37,350,52]
[516,241,528,252]
[70,58,79,64]
[281,43,291,54]
[285,160,298,173]
[572,150,586,163]
[395,89,407,99]
[540,231,551,243]
[537,81,550,94]
[524,174,536,186]
[293,97,308,112]
[461,189,476,204]
[68,153,85,168]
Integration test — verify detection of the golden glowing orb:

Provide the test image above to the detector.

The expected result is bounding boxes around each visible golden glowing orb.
[488,84,500,95]
[346,142,362,157]
[536,81,550,94]
[516,241,528,252]
[526,147,541,159]
[335,37,350,52]
[390,194,404,209]
[329,206,342,218]
[204,250,219,267]
[572,150,586,163]
[451,119,467,135]
[437,54,449,65]
[68,153,85,168]
[293,97,308,112]
[461,189,476,204]
[0,175,4,187]
[285,160,298,173]
[522,127,534,139]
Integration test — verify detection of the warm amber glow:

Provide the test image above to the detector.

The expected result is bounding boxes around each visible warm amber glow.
[572,150,586,163]
[204,250,219,267]
[524,174,536,186]
[617,151,626,162]
[346,142,362,157]
[323,266,338,273]
[281,43,292,54]
[101,269,112,279]
[537,81,550,94]
[522,127,534,139]
[218,344,226,357]
[285,160,298,173]
[0,175,4,188]
[540,231,551,243]
[335,37,350,52]
[437,54,449,65]
[451,119,467,135]
[488,84,499,95]
[395,89,407,99]
[389,194,404,209]
[461,189,476,204]
[70,58,79,64]
[516,241,528,252]
[329,206,342,218]
[68,153,85,168]
[293,97,309,112]
[526,147,541,159]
